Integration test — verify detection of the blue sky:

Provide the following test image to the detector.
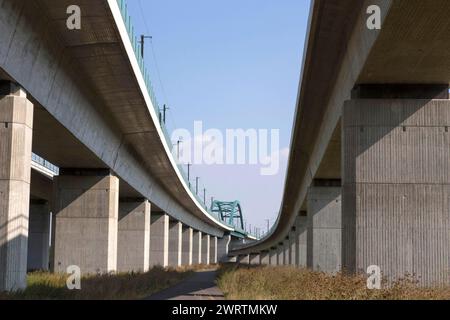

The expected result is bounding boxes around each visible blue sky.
[127,0,310,234]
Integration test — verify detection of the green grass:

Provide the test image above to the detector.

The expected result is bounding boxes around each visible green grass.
[0,266,194,300]
[217,264,450,300]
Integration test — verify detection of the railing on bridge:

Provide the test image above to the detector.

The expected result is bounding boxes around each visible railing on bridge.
[31,153,59,176]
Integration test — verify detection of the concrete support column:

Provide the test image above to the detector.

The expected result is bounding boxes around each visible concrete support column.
[249,253,260,265]
[289,227,297,266]
[296,213,308,268]
[260,251,269,265]
[238,254,249,264]
[284,238,290,265]
[181,226,193,266]
[342,93,450,285]
[52,169,119,274]
[217,234,231,262]
[277,244,284,266]
[0,83,33,291]
[27,200,51,271]
[269,248,277,266]
[168,221,182,267]
[192,230,201,264]
[202,234,210,265]
[307,183,341,273]
[209,236,217,264]
[150,213,169,267]
[117,199,150,273]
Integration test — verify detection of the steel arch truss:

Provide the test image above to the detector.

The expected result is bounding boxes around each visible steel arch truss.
[211,200,244,230]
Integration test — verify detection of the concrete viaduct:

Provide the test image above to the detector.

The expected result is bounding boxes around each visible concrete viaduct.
[231,0,450,286]
[0,0,254,291]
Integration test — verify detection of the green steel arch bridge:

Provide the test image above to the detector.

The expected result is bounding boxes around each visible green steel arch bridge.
[211,200,251,238]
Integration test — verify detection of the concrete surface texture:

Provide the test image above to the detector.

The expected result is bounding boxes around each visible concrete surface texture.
[342,98,450,285]
[209,236,217,264]
[217,235,230,262]
[307,186,342,273]
[0,86,33,291]
[260,251,269,265]
[289,228,297,266]
[27,200,50,271]
[181,227,193,265]
[296,215,308,268]
[168,221,183,267]
[249,253,259,265]
[51,170,119,274]
[202,234,210,265]
[283,238,290,265]
[193,231,201,264]
[150,213,169,267]
[117,199,151,272]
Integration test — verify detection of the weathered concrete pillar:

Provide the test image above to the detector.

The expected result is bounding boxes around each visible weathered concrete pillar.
[277,243,284,266]
[27,200,51,271]
[202,234,210,265]
[0,83,33,291]
[307,183,341,273]
[269,248,277,266]
[168,221,182,267]
[296,213,308,268]
[289,227,297,266]
[343,91,450,285]
[284,238,290,265]
[209,236,217,264]
[260,251,269,265]
[181,226,193,265]
[238,254,249,264]
[117,199,150,273]
[52,169,119,274]
[192,230,201,264]
[249,253,260,265]
[217,234,230,262]
[150,213,169,267]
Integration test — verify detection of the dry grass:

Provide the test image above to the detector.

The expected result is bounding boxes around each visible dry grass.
[0,266,194,300]
[217,264,450,300]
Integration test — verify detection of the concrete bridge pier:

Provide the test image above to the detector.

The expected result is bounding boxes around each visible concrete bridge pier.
[209,236,217,264]
[277,243,284,266]
[249,253,259,265]
[181,226,193,265]
[0,82,33,291]
[237,254,249,264]
[27,200,51,272]
[260,251,269,265]
[289,227,297,266]
[202,234,210,265]
[168,220,182,267]
[193,230,201,264]
[217,234,230,262]
[342,85,450,285]
[306,182,342,273]
[284,238,290,265]
[295,214,308,268]
[117,199,150,273]
[150,213,169,267]
[52,169,119,274]
[269,248,277,266]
